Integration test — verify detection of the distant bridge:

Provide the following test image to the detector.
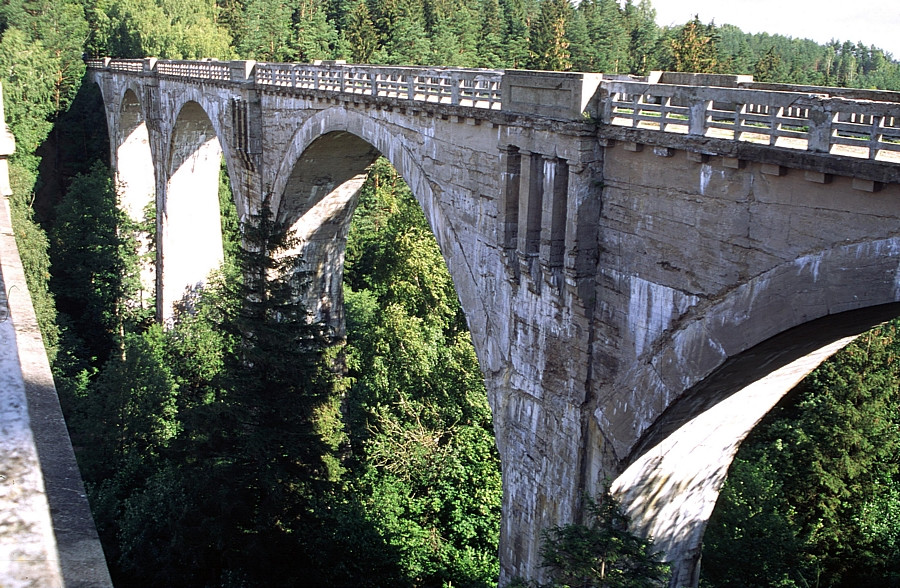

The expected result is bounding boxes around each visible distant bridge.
[84,58,900,586]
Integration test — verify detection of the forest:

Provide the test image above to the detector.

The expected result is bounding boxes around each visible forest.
[0,0,899,586]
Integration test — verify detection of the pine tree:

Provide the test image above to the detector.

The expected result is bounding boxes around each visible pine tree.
[536,489,670,587]
[669,16,720,73]
[343,0,379,63]
[528,0,573,71]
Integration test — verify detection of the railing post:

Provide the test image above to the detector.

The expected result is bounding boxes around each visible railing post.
[407,74,415,101]
[869,115,883,160]
[451,72,460,105]
[229,60,256,83]
[806,97,834,153]
[688,97,711,136]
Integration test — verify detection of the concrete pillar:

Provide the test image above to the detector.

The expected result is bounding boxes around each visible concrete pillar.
[499,146,521,252]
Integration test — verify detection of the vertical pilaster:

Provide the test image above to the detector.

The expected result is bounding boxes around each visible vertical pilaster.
[539,156,568,269]
[518,150,543,257]
[500,146,522,252]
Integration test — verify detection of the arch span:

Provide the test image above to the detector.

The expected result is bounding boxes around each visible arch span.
[608,236,900,587]
[160,100,225,320]
[270,106,496,372]
[115,88,154,223]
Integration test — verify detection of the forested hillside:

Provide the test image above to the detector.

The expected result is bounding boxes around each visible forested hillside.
[1,0,899,586]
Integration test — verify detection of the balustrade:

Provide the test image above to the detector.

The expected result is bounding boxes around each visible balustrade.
[604,80,900,161]
[86,59,900,161]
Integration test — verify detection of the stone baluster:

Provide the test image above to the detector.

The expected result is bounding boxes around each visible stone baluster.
[806,97,834,153]
[688,96,711,136]
[450,72,461,106]
[869,114,883,160]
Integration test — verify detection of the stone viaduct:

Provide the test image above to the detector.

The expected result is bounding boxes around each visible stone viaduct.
[85,58,900,586]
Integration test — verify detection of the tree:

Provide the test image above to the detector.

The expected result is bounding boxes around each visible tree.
[103,0,232,60]
[343,0,379,63]
[624,0,658,74]
[342,158,501,585]
[50,162,142,361]
[528,0,573,71]
[579,0,628,73]
[501,0,532,69]
[0,0,88,114]
[511,489,669,587]
[294,0,340,62]
[754,46,784,83]
[668,16,719,73]
[476,0,506,68]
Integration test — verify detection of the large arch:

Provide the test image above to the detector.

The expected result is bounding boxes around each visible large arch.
[159,100,225,320]
[608,237,900,587]
[269,106,496,372]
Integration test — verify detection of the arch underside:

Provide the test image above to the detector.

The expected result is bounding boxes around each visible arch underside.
[114,88,155,307]
[271,108,492,366]
[613,301,900,587]
[277,131,380,334]
[161,101,224,320]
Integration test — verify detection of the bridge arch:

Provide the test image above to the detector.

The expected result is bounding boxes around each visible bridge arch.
[609,237,900,587]
[269,106,495,370]
[114,88,154,223]
[159,99,226,320]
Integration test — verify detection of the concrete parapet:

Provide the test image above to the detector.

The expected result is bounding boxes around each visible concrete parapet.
[501,70,603,119]
[0,195,112,587]
[657,71,754,87]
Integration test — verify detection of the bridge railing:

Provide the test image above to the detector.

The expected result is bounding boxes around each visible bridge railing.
[85,58,900,160]
[254,62,503,109]
[602,80,900,160]
[86,58,504,110]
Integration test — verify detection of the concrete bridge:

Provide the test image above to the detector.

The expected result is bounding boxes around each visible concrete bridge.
[86,58,900,586]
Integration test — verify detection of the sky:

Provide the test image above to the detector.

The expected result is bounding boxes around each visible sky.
[651,0,900,58]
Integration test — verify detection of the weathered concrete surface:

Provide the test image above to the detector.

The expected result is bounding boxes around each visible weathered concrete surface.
[0,195,112,587]
[612,303,900,586]
[88,62,900,586]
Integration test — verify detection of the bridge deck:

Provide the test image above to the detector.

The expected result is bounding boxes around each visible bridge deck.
[86,58,900,165]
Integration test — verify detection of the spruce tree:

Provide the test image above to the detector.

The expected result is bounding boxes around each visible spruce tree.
[528,0,573,71]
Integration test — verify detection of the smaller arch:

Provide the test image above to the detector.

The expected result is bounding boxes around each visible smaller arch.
[159,100,225,321]
[160,85,250,221]
[115,88,154,223]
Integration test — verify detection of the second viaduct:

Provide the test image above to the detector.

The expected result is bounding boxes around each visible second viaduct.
[88,58,900,586]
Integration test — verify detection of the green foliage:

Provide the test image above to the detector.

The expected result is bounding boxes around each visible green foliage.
[667,16,720,73]
[342,158,501,586]
[528,0,573,70]
[50,162,144,360]
[0,27,57,165]
[99,0,233,59]
[511,490,669,588]
[703,320,900,587]
[5,165,59,354]
[343,0,378,63]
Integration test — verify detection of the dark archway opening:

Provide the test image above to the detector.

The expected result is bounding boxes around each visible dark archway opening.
[275,130,503,585]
